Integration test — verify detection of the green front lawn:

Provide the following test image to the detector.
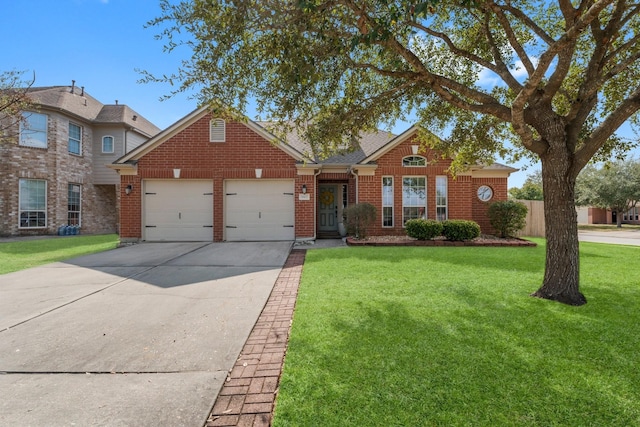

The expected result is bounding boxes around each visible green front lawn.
[0,234,120,275]
[273,240,640,426]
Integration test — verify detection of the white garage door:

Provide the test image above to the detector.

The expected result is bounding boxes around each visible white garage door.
[225,180,295,241]
[143,180,213,241]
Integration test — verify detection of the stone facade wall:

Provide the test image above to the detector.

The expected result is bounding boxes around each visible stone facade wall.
[0,110,119,237]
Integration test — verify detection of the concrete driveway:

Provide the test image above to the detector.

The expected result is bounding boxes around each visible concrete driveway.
[0,241,292,426]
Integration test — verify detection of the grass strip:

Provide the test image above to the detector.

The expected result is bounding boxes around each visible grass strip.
[0,234,120,275]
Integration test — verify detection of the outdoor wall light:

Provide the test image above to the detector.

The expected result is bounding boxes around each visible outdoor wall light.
[125,184,133,195]
[302,184,307,194]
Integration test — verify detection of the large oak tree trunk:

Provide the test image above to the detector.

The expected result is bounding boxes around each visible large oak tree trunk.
[531,149,587,306]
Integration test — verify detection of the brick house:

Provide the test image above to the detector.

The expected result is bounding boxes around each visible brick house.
[110,108,516,243]
[0,84,160,237]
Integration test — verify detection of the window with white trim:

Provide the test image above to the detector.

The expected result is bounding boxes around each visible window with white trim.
[20,112,48,148]
[102,136,114,153]
[210,118,226,142]
[436,176,448,221]
[382,177,394,227]
[402,155,426,167]
[68,184,81,226]
[19,179,47,228]
[402,177,426,224]
[69,122,82,155]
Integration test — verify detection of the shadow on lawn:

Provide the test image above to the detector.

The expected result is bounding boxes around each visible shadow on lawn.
[284,295,639,426]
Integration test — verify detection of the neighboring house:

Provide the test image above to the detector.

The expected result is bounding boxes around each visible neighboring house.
[0,84,160,237]
[577,206,640,225]
[109,108,516,243]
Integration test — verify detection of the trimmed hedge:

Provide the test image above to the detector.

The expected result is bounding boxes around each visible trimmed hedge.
[442,220,481,241]
[405,219,444,240]
[403,219,481,241]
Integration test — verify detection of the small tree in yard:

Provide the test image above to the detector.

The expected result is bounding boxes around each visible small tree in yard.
[146,1,640,305]
[488,201,528,238]
[344,203,377,239]
[576,160,640,227]
[0,70,36,143]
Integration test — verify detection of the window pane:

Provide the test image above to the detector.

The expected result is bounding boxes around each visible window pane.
[19,179,47,228]
[69,123,81,155]
[402,177,426,224]
[402,156,426,166]
[68,184,81,226]
[383,207,393,227]
[382,177,393,227]
[102,136,114,153]
[20,112,48,148]
[436,176,447,221]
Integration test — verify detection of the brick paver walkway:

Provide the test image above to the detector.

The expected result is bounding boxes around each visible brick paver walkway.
[205,249,306,427]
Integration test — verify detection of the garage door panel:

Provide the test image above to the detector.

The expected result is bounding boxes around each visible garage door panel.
[225,180,295,241]
[143,180,213,242]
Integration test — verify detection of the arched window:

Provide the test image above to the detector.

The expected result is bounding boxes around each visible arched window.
[102,136,114,153]
[402,155,426,167]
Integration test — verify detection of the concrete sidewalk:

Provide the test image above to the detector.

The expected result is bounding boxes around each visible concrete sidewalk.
[0,241,292,426]
[579,229,640,246]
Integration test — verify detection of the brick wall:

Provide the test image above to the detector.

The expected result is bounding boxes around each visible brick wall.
[120,115,313,241]
[472,177,508,234]
[353,135,508,236]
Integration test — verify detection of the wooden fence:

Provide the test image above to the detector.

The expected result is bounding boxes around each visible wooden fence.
[515,200,545,237]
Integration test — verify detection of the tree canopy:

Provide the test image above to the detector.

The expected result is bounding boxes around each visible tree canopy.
[145,0,640,305]
[576,159,640,226]
[509,170,544,200]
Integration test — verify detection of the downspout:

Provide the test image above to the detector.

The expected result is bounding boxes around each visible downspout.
[349,166,359,204]
[313,167,322,240]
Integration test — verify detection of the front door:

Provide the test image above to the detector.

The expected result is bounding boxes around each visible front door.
[318,185,338,232]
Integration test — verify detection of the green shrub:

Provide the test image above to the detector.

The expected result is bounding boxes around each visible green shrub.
[488,200,528,238]
[405,219,443,240]
[442,220,481,241]
[344,203,377,239]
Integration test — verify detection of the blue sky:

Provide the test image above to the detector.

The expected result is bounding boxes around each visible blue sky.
[1,0,544,187]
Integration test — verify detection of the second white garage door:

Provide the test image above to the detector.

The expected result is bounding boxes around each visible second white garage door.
[144,180,213,241]
[225,180,295,241]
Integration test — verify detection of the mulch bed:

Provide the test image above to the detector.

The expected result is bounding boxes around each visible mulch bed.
[346,235,536,247]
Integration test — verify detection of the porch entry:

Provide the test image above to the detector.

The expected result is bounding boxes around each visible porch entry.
[318,184,339,233]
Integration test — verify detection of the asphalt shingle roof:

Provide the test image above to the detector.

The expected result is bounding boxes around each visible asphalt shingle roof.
[255,121,395,164]
[27,86,160,137]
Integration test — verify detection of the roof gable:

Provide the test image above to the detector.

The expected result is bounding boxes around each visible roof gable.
[113,108,307,165]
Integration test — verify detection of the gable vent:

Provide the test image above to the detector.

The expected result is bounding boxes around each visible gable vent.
[210,119,226,142]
